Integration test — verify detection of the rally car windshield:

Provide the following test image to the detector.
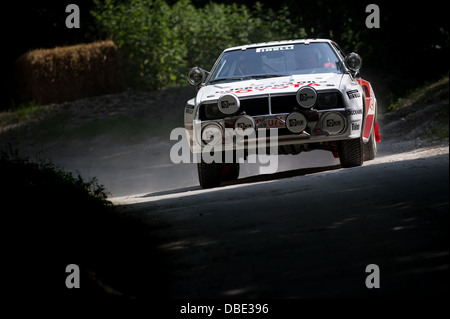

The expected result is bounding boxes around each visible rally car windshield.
[208,42,344,84]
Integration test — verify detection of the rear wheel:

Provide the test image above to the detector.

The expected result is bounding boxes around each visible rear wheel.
[339,137,364,168]
[364,129,377,161]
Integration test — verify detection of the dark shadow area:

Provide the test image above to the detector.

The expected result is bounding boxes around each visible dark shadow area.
[119,154,449,299]
[139,186,201,198]
[223,164,342,187]
[1,154,170,305]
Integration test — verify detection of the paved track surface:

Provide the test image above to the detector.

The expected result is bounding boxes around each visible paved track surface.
[115,145,449,298]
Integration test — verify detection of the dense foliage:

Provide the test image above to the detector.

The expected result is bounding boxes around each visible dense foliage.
[91,0,305,90]
[90,0,449,108]
[2,0,448,109]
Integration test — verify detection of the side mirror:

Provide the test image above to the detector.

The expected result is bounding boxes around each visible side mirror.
[187,67,206,86]
[344,52,362,74]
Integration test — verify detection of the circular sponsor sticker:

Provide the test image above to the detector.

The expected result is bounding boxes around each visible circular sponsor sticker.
[286,112,307,134]
[296,86,317,108]
[218,94,240,115]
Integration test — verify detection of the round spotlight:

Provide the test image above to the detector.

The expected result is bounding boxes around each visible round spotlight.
[218,94,240,115]
[321,112,346,135]
[296,86,317,108]
[286,112,308,134]
[234,115,255,134]
[201,123,223,145]
[187,67,206,86]
[344,52,362,72]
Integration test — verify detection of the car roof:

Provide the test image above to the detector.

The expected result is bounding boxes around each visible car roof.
[223,39,335,52]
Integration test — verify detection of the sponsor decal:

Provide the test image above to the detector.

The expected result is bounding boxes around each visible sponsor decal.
[347,109,363,116]
[256,45,294,53]
[299,93,313,101]
[215,81,320,95]
[326,119,341,127]
[347,89,361,99]
[221,100,233,109]
[351,122,360,131]
[289,119,304,126]
[368,95,375,112]
[255,116,286,128]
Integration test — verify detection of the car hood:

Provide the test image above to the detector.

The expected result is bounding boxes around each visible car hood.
[197,73,344,103]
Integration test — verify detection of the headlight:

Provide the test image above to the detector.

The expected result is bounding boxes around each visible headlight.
[204,103,222,119]
[317,93,339,108]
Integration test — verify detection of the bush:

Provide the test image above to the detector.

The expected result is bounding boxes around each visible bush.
[91,0,306,90]
[1,151,168,300]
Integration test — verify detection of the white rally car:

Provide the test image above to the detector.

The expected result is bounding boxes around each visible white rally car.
[185,39,380,188]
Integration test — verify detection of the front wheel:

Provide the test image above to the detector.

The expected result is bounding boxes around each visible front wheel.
[198,161,221,189]
[339,137,364,168]
[197,161,240,189]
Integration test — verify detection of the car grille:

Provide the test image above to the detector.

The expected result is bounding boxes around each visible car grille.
[240,96,269,116]
[270,94,298,114]
[198,92,343,120]
[199,94,296,120]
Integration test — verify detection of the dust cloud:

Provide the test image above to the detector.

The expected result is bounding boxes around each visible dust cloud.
[11,130,339,198]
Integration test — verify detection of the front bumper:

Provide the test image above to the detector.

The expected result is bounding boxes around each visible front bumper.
[187,108,363,153]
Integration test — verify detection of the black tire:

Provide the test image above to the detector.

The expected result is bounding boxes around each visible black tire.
[339,137,364,168]
[197,160,222,189]
[363,129,377,161]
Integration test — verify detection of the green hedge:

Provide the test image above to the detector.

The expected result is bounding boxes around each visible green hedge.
[92,0,306,90]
